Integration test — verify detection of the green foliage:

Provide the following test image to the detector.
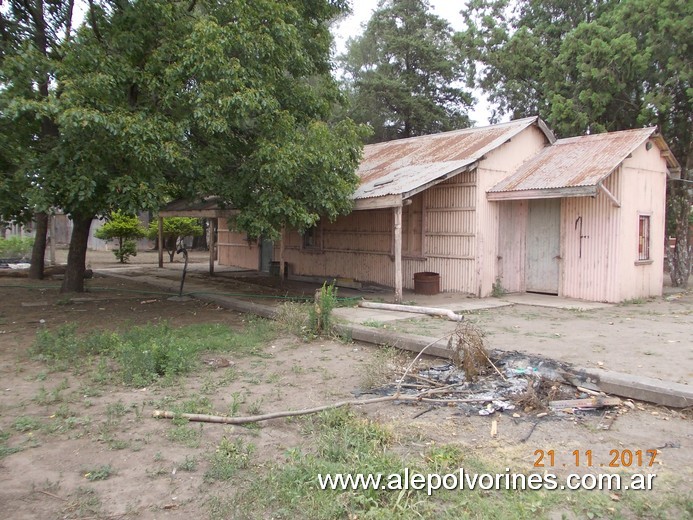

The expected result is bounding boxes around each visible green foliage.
[2,0,366,291]
[308,282,338,335]
[31,321,275,386]
[147,217,203,262]
[83,464,114,481]
[204,437,255,482]
[458,0,691,286]
[94,211,146,263]
[341,0,472,142]
[12,416,43,433]
[0,429,23,459]
[0,236,34,259]
[491,278,507,298]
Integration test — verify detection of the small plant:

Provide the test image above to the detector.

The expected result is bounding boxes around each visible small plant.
[204,437,255,482]
[178,455,198,472]
[167,423,201,448]
[228,392,245,417]
[0,236,34,260]
[83,464,114,481]
[13,416,42,432]
[147,217,203,263]
[94,211,146,263]
[363,319,387,328]
[621,297,646,305]
[491,277,507,298]
[308,282,338,336]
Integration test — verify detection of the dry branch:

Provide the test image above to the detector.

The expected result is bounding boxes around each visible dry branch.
[152,395,491,425]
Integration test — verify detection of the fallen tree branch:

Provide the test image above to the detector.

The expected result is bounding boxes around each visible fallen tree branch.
[152,395,490,425]
[359,301,464,322]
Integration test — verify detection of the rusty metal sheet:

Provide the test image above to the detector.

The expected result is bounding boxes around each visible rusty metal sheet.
[489,128,656,194]
[355,117,542,200]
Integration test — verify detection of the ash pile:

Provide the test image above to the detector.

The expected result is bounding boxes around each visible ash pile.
[367,322,622,419]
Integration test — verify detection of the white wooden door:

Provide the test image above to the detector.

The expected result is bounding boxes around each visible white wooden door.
[526,199,560,294]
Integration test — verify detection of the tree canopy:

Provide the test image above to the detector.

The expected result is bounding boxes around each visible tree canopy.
[340,0,473,142]
[1,0,366,291]
[457,0,691,286]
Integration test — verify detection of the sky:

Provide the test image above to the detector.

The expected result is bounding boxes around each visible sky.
[331,1,495,125]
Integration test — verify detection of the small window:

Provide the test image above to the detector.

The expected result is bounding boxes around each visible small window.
[638,215,650,261]
[302,223,322,251]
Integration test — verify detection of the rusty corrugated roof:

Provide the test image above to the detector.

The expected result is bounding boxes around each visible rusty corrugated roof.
[489,127,660,194]
[355,116,549,199]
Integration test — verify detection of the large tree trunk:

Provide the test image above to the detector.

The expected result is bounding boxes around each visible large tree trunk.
[61,215,93,293]
[666,151,691,288]
[29,212,49,280]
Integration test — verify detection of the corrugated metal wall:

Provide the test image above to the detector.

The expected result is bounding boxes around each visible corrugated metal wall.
[561,171,621,301]
[497,200,527,292]
[274,172,481,292]
[560,140,667,302]
[217,222,259,269]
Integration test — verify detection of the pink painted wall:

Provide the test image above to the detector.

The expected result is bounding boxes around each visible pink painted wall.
[496,138,668,302]
[614,141,667,300]
[477,126,550,296]
[561,171,622,301]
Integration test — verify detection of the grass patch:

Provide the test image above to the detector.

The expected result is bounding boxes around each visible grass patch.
[228,408,690,519]
[0,430,23,458]
[204,437,255,482]
[167,422,202,448]
[61,487,102,519]
[31,320,276,387]
[83,464,114,481]
[12,416,42,432]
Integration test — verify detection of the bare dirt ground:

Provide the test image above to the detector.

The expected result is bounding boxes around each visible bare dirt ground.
[0,251,691,519]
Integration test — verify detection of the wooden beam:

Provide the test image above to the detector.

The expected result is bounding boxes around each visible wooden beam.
[487,186,597,201]
[353,194,402,210]
[158,217,164,268]
[598,182,621,208]
[393,206,403,304]
[209,218,216,276]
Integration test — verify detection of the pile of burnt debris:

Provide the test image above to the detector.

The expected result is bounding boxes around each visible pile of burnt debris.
[367,322,623,423]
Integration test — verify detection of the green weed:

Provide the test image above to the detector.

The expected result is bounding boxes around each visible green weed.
[12,416,42,432]
[204,437,255,482]
[308,282,338,335]
[83,464,114,481]
[178,455,198,472]
[32,321,275,387]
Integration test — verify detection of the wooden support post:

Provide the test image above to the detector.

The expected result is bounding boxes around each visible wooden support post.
[393,205,403,303]
[209,218,216,276]
[157,217,164,268]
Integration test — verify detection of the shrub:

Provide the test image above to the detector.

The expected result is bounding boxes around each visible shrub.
[147,217,203,262]
[94,211,146,263]
[308,282,338,335]
[0,236,34,260]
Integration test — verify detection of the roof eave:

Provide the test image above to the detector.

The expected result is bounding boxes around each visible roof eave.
[487,185,598,201]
